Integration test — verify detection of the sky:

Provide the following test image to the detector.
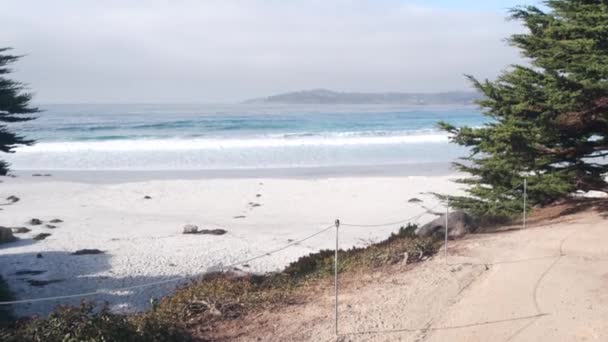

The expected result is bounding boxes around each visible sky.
[1,0,539,104]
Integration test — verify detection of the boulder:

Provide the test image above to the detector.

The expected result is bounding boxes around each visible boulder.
[0,227,17,243]
[29,218,43,225]
[199,229,227,236]
[182,225,227,235]
[49,219,63,223]
[71,249,104,255]
[183,224,199,234]
[33,233,51,241]
[6,195,19,203]
[415,211,478,239]
[11,227,31,234]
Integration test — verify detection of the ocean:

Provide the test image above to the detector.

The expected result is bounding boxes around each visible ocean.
[6,104,486,174]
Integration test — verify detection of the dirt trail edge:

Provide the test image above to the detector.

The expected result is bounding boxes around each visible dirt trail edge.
[211,208,608,342]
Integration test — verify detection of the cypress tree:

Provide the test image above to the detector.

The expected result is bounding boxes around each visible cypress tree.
[0,48,38,175]
[439,0,608,219]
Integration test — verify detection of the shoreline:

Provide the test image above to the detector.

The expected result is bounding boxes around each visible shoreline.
[8,162,455,184]
[0,173,461,317]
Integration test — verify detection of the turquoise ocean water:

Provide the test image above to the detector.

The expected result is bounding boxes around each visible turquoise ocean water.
[6,104,487,172]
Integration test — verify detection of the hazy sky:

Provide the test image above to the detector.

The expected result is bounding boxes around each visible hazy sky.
[1,0,538,104]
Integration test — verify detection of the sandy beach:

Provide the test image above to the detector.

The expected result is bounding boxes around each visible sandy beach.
[0,173,460,317]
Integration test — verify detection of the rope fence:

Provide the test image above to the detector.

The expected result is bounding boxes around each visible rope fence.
[0,223,336,306]
[335,179,529,335]
[0,198,445,307]
[0,179,530,339]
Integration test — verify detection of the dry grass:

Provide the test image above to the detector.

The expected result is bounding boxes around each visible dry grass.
[144,224,440,340]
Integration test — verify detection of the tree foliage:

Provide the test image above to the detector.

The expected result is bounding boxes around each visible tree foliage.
[440,0,608,219]
[0,47,37,175]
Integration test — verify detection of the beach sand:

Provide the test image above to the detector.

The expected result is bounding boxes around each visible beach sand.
[0,174,461,317]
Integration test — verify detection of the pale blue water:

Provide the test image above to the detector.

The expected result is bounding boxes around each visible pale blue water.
[6,104,486,171]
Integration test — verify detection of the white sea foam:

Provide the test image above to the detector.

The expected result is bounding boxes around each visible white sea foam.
[17,132,449,153]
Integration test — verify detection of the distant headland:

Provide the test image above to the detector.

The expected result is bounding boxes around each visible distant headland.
[244,89,480,105]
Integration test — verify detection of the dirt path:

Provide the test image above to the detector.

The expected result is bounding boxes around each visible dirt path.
[212,207,608,341]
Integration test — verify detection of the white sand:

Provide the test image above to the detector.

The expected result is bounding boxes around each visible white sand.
[0,175,461,316]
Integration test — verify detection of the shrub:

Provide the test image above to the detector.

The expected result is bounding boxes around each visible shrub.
[1,302,193,342]
[0,276,14,327]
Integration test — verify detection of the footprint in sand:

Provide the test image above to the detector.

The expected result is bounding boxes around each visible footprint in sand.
[234,184,264,217]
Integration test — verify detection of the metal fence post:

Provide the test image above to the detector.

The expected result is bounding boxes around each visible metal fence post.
[523,178,527,229]
[445,196,449,263]
[334,219,340,336]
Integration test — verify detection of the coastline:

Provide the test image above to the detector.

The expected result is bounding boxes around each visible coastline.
[0,171,462,317]
[9,162,455,184]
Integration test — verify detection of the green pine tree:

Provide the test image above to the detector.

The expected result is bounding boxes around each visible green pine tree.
[0,48,38,175]
[439,0,608,220]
